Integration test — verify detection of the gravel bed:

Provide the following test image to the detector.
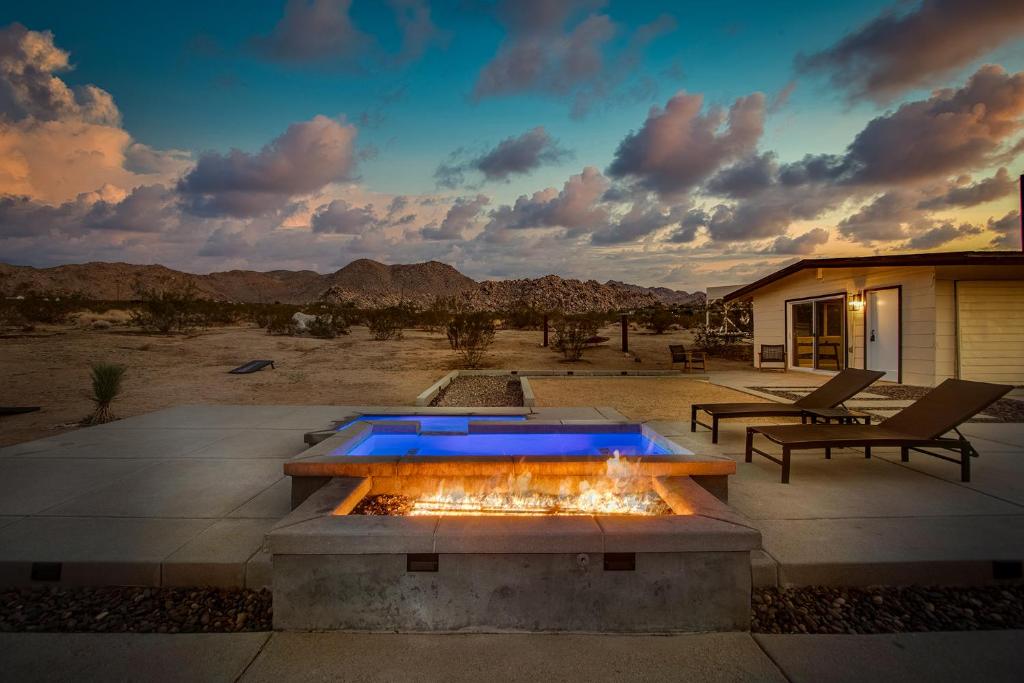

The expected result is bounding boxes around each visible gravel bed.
[751,384,1024,422]
[0,587,272,633]
[4,583,1024,634]
[351,493,412,515]
[430,375,523,407]
[752,585,1024,634]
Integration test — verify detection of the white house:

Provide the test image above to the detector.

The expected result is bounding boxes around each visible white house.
[724,251,1024,386]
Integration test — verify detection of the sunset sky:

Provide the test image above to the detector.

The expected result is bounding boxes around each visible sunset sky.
[1,0,1022,291]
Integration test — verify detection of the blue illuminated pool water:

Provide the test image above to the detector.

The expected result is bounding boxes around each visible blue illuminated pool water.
[342,432,670,457]
[337,415,526,433]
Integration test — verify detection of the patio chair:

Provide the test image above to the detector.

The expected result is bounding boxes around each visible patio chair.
[691,368,885,443]
[670,344,706,373]
[758,344,786,371]
[744,378,1012,483]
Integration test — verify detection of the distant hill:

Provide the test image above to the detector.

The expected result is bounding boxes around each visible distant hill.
[0,260,705,312]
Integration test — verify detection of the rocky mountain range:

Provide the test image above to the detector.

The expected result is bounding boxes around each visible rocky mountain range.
[0,259,704,312]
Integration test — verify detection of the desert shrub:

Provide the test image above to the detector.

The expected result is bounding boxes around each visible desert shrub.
[692,325,729,356]
[130,284,200,334]
[447,312,496,368]
[501,300,546,329]
[15,291,83,324]
[366,307,405,340]
[418,296,457,332]
[642,306,676,334]
[266,311,298,336]
[552,313,601,362]
[305,302,356,337]
[85,362,126,425]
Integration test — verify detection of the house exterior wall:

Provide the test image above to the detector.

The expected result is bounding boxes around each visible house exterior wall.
[749,266,939,386]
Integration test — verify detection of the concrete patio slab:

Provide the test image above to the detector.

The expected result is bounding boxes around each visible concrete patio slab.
[0,632,270,683]
[755,631,1024,683]
[873,447,1024,506]
[182,429,308,459]
[0,516,213,585]
[0,428,238,460]
[228,477,292,519]
[757,514,1024,585]
[94,405,307,431]
[241,632,786,682]
[0,457,157,515]
[728,454,1022,520]
[43,459,284,519]
[163,518,276,587]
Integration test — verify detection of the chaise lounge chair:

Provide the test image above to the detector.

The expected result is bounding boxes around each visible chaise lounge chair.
[744,378,1012,483]
[691,368,885,443]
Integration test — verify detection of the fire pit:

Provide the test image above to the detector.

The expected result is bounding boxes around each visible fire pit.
[270,449,760,632]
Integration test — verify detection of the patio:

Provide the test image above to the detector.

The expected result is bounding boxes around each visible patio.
[0,369,1022,588]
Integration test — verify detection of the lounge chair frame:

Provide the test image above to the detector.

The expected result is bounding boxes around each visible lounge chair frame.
[746,426,976,484]
[690,368,885,443]
[742,378,1009,483]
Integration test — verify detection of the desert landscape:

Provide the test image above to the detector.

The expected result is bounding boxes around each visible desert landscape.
[0,319,753,447]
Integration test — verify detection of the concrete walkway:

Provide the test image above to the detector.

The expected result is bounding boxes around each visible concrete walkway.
[1,630,1021,682]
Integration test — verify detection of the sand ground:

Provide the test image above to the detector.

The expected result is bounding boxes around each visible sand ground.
[0,322,753,446]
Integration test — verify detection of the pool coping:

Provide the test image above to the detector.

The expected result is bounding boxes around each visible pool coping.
[287,417,736,479]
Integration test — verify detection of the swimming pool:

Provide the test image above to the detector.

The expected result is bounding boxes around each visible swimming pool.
[336,414,526,433]
[342,431,670,456]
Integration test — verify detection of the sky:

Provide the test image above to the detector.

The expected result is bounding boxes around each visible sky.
[0,0,1022,291]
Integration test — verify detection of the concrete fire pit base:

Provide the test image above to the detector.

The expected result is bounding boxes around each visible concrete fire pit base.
[269,477,760,633]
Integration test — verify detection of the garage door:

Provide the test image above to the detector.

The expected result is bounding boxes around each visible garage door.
[957,281,1024,383]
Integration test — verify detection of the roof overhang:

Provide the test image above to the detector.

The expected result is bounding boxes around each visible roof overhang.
[723,251,1024,302]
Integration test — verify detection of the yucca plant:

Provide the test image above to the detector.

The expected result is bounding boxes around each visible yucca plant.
[85,362,126,425]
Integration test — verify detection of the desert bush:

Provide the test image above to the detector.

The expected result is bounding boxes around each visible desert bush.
[552,313,601,362]
[642,306,676,334]
[446,312,496,368]
[692,325,729,356]
[266,311,298,336]
[418,296,457,331]
[130,284,200,334]
[501,300,546,329]
[15,291,83,324]
[366,307,405,340]
[84,362,126,425]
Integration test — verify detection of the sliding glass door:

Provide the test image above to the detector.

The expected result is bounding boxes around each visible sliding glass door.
[790,296,845,371]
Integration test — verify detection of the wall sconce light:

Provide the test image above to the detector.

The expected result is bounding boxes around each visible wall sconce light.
[848,291,864,312]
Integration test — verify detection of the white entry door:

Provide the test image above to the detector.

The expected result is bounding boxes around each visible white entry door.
[866,288,900,381]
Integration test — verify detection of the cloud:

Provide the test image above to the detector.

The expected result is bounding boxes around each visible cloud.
[836,190,918,244]
[761,227,829,255]
[310,199,379,234]
[797,0,1024,101]
[483,166,610,238]
[473,1,675,117]
[703,182,845,243]
[842,65,1024,184]
[0,23,119,125]
[178,115,358,217]
[988,210,1021,248]
[903,222,982,250]
[590,199,685,245]
[253,0,443,67]
[0,23,185,203]
[705,152,777,199]
[917,167,1016,209]
[0,183,181,239]
[421,194,489,240]
[607,92,765,196]
[435,126,571,187]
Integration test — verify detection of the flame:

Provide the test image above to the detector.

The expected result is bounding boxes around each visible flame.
[408,451,669,516]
